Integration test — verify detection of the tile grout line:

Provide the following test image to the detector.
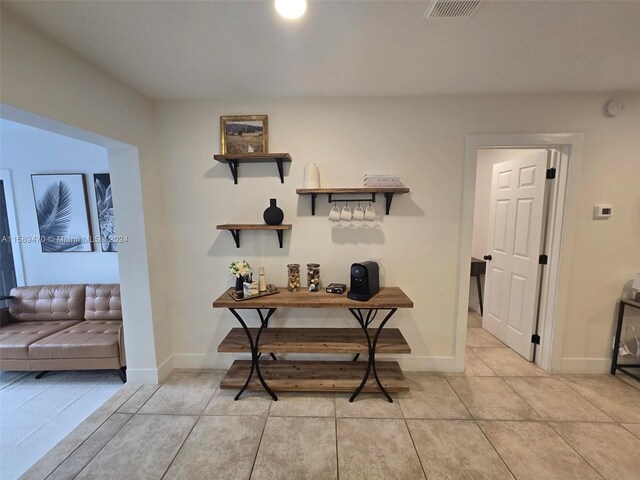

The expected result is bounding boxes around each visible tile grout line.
[157,376,223,480]
[554,376,620,422]
[544,421,606,480]
[68,385,143,480]
[334,394,340,480]
[158,412,201,480]
[403,417,429,479]
[247,409,270,479]
[64,412,134,480]
[444,371,543,479]
[473,419,519,479]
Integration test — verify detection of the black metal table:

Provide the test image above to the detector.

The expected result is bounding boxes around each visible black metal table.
[611,298,640,382]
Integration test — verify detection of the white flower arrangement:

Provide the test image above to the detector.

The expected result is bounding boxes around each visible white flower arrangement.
[229,260,252,278]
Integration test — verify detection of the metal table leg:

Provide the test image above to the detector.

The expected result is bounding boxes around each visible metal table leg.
[348,308,398,403]
[229,308,278,401]
[475,273,484,316]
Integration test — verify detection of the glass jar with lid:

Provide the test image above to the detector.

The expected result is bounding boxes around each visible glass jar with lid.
[287,264,301,292]
[307,263,321,292]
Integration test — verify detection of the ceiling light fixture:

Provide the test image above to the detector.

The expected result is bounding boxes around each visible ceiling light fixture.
[275,0,307,20]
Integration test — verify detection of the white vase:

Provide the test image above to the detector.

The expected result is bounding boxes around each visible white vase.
[303,163,320,189]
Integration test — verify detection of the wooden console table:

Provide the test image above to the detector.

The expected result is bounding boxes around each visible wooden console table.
[212,287,414,402]
[611,298,640,381]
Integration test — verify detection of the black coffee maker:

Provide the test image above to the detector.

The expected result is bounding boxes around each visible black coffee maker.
[347,262,380,301]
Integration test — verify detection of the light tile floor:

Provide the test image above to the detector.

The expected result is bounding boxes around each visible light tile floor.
[19,311,640,480]
[0,370,122,480]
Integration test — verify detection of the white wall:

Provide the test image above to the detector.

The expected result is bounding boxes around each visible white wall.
[1,10,171,383]
[156,93,640,373]
[0,119,119,285]
[468,149,544,313]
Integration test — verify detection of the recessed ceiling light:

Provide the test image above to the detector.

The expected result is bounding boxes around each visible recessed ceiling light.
[275,0,307,20]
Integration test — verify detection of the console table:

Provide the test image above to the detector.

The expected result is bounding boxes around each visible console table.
[212,287,414,402]
[611,298,640,381]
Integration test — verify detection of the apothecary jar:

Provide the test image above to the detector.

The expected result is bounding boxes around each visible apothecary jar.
[287,264,301,292]
[307,263,321,292]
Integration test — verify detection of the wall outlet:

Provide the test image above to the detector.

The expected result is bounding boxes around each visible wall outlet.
[369,258,382,268]
[593,204,613,219]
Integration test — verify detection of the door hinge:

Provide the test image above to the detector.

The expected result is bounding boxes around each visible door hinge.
[531,334,541,345]
[539,254,548,265]
[546,167,556,179]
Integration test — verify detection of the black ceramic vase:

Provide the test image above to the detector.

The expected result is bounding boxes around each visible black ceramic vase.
[263,198,284,225]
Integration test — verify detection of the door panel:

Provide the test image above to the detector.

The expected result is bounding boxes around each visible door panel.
[482,150,549,360]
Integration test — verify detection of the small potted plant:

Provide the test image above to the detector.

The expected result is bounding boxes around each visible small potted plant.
[230,260,252,298]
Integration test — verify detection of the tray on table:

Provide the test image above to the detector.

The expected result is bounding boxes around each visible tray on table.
[229,285,280,302]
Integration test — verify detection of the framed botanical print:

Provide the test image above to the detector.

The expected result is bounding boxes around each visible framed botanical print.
[31,174,93,252]
[220,115,268,154]
[93,173,117,252]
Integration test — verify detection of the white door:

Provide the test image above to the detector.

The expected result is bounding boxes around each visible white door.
[482,151,549,360]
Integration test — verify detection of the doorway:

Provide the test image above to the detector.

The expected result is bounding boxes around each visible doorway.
[456,134,584,373]
[471,148,552,363]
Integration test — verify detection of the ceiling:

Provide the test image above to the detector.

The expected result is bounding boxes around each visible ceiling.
[3,1,640,100]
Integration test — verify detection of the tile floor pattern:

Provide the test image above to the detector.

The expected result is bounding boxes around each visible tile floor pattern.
[0,370,123,480]
[19,311,640,480]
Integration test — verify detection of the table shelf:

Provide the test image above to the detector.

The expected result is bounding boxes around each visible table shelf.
[220,360,409,393]
[218,327,411,354]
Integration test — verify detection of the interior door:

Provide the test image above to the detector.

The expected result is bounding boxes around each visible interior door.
[482,150,549,360]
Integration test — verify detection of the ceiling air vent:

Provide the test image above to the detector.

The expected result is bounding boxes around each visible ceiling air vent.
[424,0,483,19]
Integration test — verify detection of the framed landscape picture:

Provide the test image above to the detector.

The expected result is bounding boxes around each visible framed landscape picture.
[220,115,268,154]
[31,174,93,252]
[93,173,117,252]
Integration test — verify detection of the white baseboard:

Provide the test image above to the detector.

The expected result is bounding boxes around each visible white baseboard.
[554,357,610,374]
[172,353,457,372]
[126,355,174,384]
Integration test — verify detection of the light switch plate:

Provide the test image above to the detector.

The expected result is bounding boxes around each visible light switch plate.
[593,204,613,219]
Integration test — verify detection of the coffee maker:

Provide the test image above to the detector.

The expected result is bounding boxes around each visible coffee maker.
[347,262,380,301]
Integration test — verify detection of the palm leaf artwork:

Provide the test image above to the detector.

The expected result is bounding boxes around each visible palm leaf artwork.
[35,181,83,252]
[95,176,117,252]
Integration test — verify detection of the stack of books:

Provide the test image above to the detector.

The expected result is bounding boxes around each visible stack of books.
[363,174,403,188]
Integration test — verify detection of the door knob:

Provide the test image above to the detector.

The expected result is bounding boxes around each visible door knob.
[483,255,492,261]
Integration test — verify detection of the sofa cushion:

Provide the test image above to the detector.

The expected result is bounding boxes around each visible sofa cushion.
[0,320,81,359]
[85,284,121,321]
[9,285,86,322]
[28,320,122,360]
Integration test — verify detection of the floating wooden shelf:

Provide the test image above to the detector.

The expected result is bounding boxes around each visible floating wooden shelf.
[216,224,292,248]
[218,327,411,354]
[214,153,292,184]
[220,360,409,393]
[296,187,410,215]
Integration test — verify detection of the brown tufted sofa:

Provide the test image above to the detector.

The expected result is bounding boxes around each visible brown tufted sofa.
[0,284,127,382]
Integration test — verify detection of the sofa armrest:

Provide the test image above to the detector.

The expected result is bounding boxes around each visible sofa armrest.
[0,307,10,327]
[118,324,127,367]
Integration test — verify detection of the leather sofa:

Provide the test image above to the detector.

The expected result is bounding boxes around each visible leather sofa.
[0,284,127,382]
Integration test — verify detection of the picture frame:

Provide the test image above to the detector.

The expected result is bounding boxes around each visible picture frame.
[220,115,268,155]
[31,173,94,252]
[93,173,118,252]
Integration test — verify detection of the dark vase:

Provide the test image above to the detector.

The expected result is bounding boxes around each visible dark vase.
[235,276,244,293]
[263,198,284,225]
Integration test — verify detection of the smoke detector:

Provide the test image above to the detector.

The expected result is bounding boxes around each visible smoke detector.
[424,0,484,19]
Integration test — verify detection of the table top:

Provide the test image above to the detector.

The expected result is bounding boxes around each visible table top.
[621,297,640,309]
[212,287,413,309]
